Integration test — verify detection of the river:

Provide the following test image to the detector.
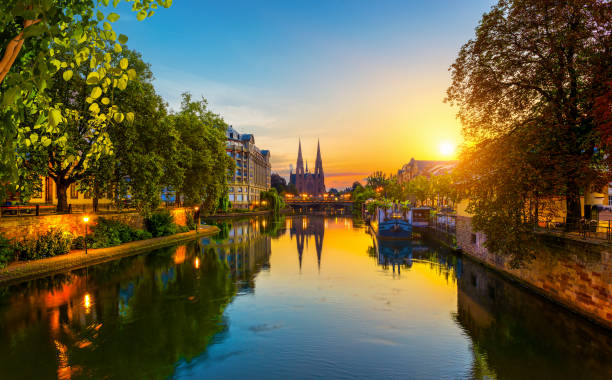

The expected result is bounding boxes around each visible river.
[0,215,610,379]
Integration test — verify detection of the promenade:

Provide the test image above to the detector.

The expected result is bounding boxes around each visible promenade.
[0,226,218,285]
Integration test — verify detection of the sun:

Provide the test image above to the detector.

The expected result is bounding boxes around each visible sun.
[439,141,456,157]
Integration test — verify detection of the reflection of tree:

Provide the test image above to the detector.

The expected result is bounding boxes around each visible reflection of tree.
[455,259,612,379]
[289,215,324,269]
[370,237,462,280]
[0,240,271,380]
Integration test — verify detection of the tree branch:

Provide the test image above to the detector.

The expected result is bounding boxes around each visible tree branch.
[0,18,41,84]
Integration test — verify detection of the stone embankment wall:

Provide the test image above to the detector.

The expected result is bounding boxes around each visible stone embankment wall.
[456,215,612,329]
[0,208,189,241]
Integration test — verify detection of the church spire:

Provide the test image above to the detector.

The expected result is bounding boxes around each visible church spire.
[296,139,304,174]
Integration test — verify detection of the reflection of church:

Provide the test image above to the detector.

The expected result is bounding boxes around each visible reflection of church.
[289,215,325,269]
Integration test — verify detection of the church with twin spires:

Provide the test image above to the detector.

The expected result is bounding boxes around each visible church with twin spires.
[289,140,326,197]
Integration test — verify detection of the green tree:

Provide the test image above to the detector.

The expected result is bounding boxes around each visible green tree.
[366,171,388,190]
[260,188,285,215]
[15,30,136,211]
[167,93,234,213]
[446,0,612,228]
[104,49,178,215]
[1,0,171,202]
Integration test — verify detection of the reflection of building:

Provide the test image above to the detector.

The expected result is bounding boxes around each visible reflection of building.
[208,218,272,287]
[397,158,457,184]
[289,140,325,197]
[288,215,325,268]
[455,258,612,379]
[226,126,271,208]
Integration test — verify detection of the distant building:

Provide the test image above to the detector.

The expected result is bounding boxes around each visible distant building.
[289,140,326,197]
[226,126,271,208]
[397,158,457,183]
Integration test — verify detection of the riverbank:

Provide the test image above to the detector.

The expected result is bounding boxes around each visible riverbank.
[423,218,612,330]
[209,208,292,219]
[0,225,219,286]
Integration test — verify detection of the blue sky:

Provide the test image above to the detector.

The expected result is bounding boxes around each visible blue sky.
[111,0,494,188]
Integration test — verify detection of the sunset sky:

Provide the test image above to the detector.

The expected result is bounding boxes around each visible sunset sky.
[112,0,495,189]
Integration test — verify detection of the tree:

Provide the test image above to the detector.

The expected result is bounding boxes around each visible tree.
[167,93,234,213]
[14,28,137,211]
[270,173,287,194]
[447,0,612,228]
[109,49,179,215]
[260,188,285,215]
[408,175,432,206]
[366,171,388,190]
[0,0,170,91]
[1,0,171,201]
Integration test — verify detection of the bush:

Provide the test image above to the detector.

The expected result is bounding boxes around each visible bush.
[0,234,15,269]
[15,229,73,261]
[132,229,153,240]
[145,210,176,237]
[77,218,154,249]
[71,235,94,250]
[185,211,196,230]
[89,218,135,248]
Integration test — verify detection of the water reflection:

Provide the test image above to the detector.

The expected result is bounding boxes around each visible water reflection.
[288,215,325,269]
[0,216,610,379]
[0,219,273,380]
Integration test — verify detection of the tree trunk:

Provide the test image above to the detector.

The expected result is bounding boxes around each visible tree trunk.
[566,180,582,231]
[55,178,70,213]
[92,182,99,212]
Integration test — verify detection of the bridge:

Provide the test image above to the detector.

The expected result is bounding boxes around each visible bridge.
[285,199,354,212]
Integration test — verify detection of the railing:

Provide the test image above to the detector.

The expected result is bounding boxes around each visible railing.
[0,202,183,217]
[538,219,612,242]
[430,213,456,235]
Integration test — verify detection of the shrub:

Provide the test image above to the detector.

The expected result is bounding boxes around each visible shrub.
[145,210,176,237]
[132,229,153,240]
[15,229,73,261]
[185,210,196,230]
[0,235,15,269]
[71,235,94,250]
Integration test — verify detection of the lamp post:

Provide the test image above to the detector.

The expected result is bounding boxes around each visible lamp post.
[83,216,89,255]
[194,206,199,233]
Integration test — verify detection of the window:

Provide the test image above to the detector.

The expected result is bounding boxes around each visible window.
[238,187,242,192]
[471,233,477,244]
[237,195,243,202]
[229,194,235,201]
[84,189,92,199]
[230,133,233,138]
[70,183,78,199]
[609,195,612,205]
[229,187,234,193]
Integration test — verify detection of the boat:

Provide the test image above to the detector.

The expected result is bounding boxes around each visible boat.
[369,203,413,239]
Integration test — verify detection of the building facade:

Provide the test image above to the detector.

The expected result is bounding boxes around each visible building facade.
[226,126,271,208]
[289,140,326,197]
[397,158,457,184]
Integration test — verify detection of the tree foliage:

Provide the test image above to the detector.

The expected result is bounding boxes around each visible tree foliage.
[447,0,612,263]
[166,93,234,213]
[1,0,171,203]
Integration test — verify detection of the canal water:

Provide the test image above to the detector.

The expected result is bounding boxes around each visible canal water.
[0,215,610,379]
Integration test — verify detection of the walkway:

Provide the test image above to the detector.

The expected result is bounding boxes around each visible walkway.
[0,226,219,285]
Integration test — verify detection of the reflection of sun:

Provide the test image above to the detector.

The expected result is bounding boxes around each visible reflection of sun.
[439,141,455,157]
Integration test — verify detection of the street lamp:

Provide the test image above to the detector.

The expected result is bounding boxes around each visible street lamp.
[83,216,89,255]
[194,206,199,233]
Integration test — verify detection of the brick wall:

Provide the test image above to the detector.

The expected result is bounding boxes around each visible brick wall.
[456,215,612,329]
[0,208,190,241]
